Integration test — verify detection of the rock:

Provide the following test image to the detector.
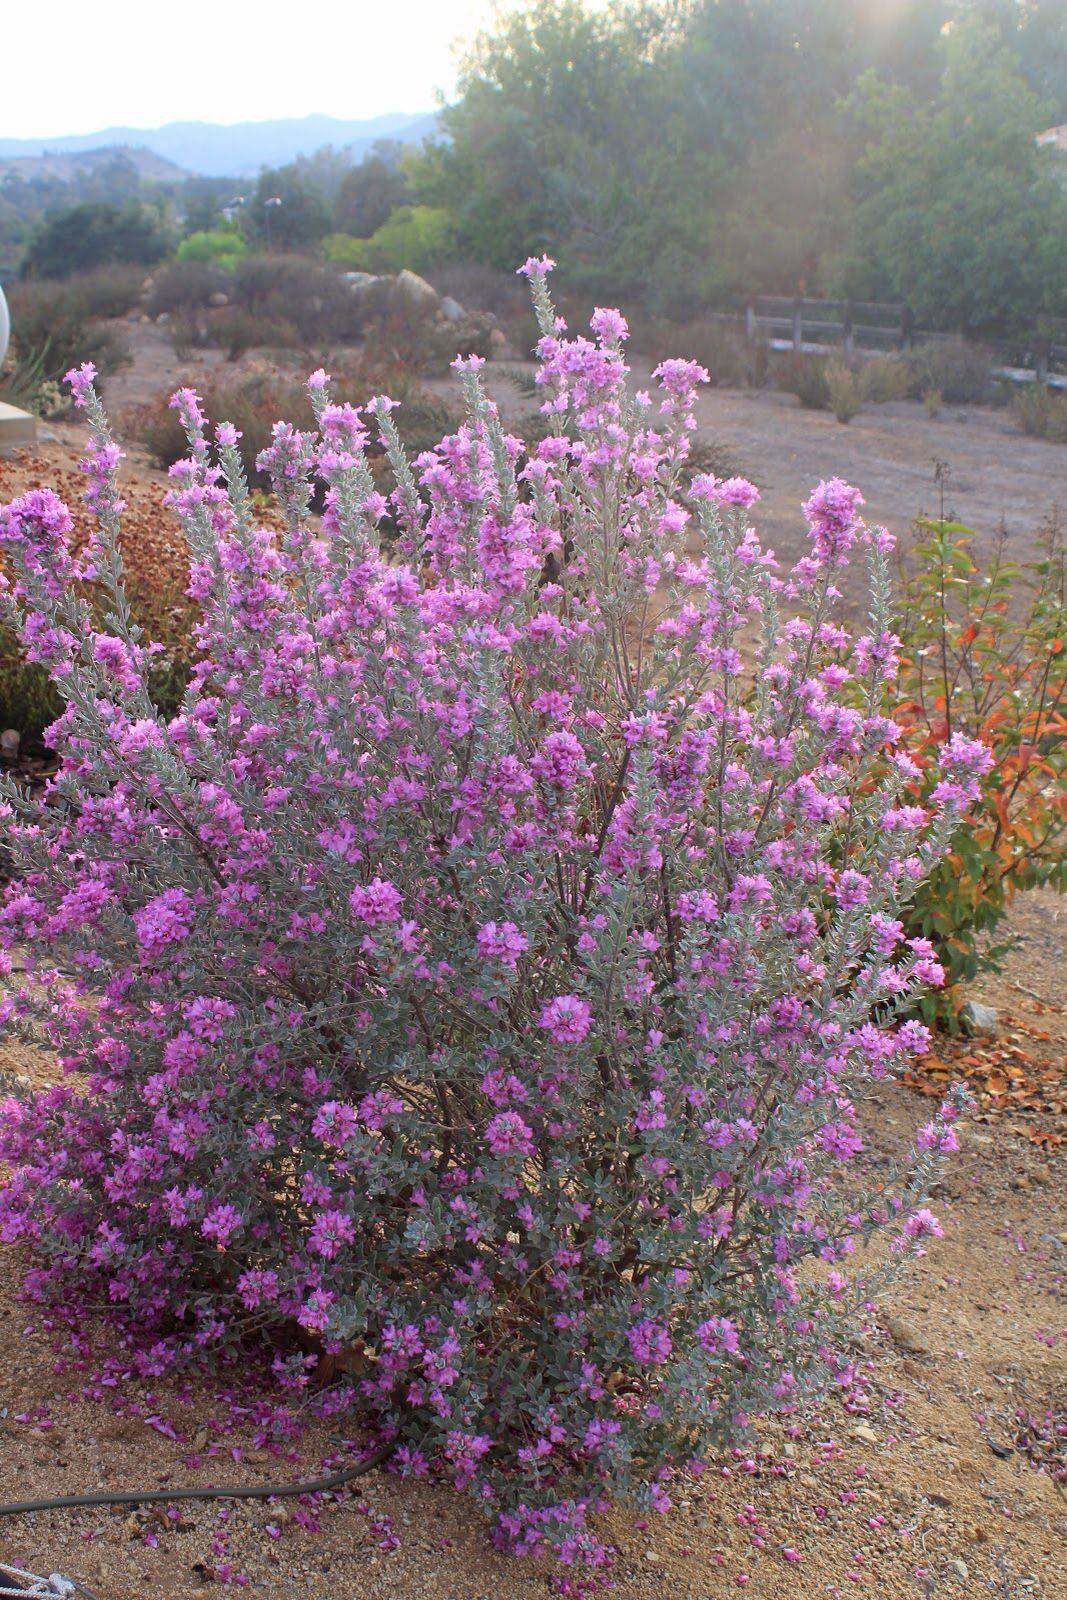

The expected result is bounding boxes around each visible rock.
[208,291,230,308]
[391,269,440,319]
[644,1550,661,1564]
[952,1559,969,1581]
[344,271,381,290]
[1,729,19,757]
[156,313,170,326]
[851,1424,879,1444]
[959,1000,997,1036]
[440,295,466,323]
[881,1313,930,1355]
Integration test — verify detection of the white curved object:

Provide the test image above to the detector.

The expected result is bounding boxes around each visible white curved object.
[0,283,9,372]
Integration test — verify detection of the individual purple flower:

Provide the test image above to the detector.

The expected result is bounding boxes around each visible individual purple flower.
[803,477,865,564]
[627,1318,671,1365]
[590,307,628,345]
[517,254,556,278]
[201,1203,242,1250]
[692,474,760,509]
[65,362,98,407]
[348,877,403,925]
[476,921,529,968]
[132,888,193,958]
[901,1208,943,1241]
[485,1112,536,1161]
[695,1315,740,1357]
[308,1208,356,1259]
[538,995,592,1045]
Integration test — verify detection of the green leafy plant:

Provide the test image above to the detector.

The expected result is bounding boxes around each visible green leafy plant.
[177,228,248,272]
[323,205,457,276]
[892,503,1067,1026]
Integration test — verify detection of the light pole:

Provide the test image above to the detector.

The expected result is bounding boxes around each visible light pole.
[263,196,282,249]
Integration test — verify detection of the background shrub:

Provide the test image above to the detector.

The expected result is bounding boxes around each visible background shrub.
[4,280,130,386]
[230,253,357,348]
[133,362,457,507]
[825,358,861,422]
[630,314,768,389]
[906,339,995,406]
[146,260,230,316]
[774,349,830,409]
[1011,382,1067,443]
[859,352,911,404]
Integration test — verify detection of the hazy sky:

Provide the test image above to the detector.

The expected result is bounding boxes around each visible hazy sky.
[2,0,505,137]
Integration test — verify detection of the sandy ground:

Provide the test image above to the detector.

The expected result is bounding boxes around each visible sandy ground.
[0,892,1062,1600]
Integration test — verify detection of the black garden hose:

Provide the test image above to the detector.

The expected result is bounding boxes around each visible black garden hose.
[0,1441,395,1518]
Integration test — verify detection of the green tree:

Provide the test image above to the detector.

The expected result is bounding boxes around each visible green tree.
[249,165,331,248]
[322,205,456,275]
[842,18,1067,334]
[335,142,411,237]
[21,199,172,280]
[413,0,675,293]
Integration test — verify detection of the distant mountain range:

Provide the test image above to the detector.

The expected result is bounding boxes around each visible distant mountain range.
[0,111,439,179]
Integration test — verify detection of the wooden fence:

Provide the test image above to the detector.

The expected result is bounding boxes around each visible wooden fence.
[744,296,1067,388]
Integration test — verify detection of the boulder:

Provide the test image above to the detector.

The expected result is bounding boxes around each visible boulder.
[391,269,440,320]
[959,1000,998,1036]
[343,271,383,292]
[208,291,230,308]
[440,295,466,324]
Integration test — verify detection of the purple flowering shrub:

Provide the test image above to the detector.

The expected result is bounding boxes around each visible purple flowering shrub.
[0,261,986,1568]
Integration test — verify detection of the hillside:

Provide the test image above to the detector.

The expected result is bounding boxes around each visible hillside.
[0,111,438,178]
[0,144,188,185]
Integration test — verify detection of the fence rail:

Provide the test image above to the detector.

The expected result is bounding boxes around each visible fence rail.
[744,296,1067,387]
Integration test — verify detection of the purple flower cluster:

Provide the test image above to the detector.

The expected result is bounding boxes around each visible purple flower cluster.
[0,267,976,1570]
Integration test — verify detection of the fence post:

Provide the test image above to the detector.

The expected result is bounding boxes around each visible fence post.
[900,306,914,352]
[792,298,802,350]
[844,300,855,357]
[745,303,756,340]
[1035,340,1049,385]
